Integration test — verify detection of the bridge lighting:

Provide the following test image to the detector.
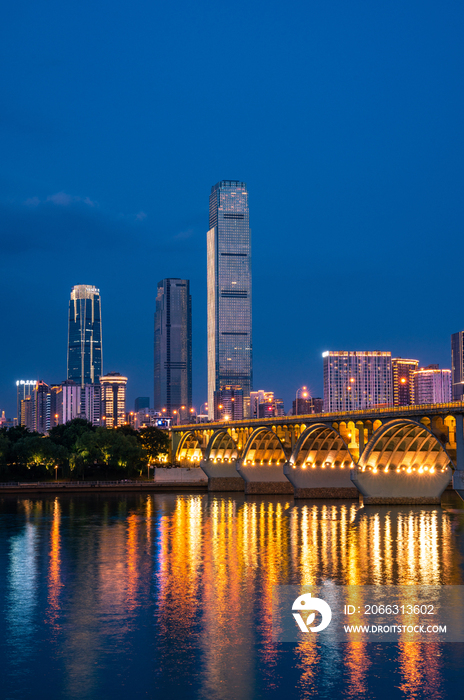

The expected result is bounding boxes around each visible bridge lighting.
[407,467,412,473]
[312,464,316,469]
[424,466,429,471]
[430,467,435,473]
[302,464,306,469]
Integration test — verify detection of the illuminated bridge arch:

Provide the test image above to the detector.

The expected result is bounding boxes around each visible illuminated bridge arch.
[205,430,239,462]
[290,423,354,471]
[241,428,289,466]
[176,431,204,464]
[358,419,453,474]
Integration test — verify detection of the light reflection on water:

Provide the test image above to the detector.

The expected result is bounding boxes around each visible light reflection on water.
[0,493,463,699]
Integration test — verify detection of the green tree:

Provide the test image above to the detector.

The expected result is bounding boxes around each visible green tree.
[93,428,143,473]
[49,419,95,477]
[139,427,169,465]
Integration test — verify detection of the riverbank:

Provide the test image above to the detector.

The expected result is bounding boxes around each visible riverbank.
[0,480,208,494]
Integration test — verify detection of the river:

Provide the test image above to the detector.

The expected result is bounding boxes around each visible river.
[1,492,463,699]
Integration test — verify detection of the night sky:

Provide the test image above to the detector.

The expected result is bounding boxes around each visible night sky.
[1,0,463,418]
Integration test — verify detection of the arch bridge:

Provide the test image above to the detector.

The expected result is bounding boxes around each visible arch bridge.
[170,403,464,503]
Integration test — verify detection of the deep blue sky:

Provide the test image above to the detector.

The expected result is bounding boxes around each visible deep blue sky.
[1,0,463,418]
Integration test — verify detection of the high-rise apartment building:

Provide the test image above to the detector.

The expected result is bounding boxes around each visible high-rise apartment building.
[21,395,34,431]
[451,331,464,401]
[323,351,393,412]
[16,380,37,423]
[67,285,102,388]
[32,380,51,434]
[413,365,451,404]
[82,384,102,426]
[154,278,192,416]
[61,380,81,423]
[392,358,419,406]
[100,372,127,427]
[207,180,252,420]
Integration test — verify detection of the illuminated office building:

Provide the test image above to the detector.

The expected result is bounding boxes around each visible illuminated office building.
[154,278,192,416]
[249,390,284,418]
[292,397,323,415]
[207,181,252,420]
[16,380,37,423]
[323,351,393,412]
[214,385,243,421]
[100,372,127,427]
[413,365,451,404]
[67,285,102,387]
[392,358,419,406]
[451,331,464,401]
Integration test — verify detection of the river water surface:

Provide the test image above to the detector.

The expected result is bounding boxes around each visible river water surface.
[1,493,464,700]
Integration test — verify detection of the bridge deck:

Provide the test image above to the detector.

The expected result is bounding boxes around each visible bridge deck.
[171,402,464,432]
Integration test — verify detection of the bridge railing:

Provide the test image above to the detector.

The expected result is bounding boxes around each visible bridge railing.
[171,402,464,431]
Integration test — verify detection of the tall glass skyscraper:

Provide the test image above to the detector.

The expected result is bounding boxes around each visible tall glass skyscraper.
[207,180,252,419]
[451,331,464,401]
[67,285,102,387]
[154,278,192,416]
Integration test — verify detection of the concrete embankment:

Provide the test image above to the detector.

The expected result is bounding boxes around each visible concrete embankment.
[0,469,208,494]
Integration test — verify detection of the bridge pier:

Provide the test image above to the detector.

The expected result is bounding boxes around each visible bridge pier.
[200,459,244,492]
[354,419,453,504]
[283,463,357,498]
[236,462,293,495]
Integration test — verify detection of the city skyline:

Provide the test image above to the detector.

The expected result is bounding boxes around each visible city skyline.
[1,1,464,419]
[1,247,461,420]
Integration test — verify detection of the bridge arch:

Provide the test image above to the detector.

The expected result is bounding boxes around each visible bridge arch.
[289,423,354,471]
[205,430,239,462]
[241,427,288,465]
[358,419,453,473]
[175,431,205,464]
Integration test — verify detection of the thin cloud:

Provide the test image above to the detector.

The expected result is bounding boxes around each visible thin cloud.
[23,192,97,207]
[46,192,97,207]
